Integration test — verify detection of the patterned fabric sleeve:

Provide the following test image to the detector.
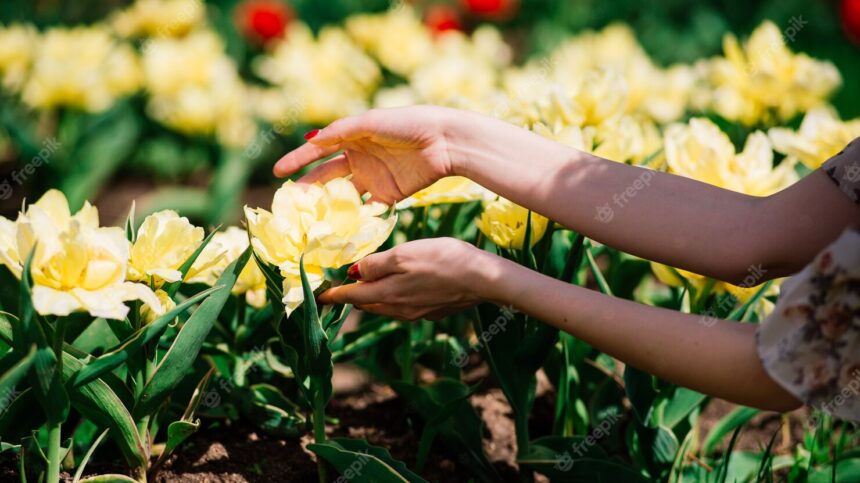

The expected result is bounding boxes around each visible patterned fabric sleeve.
[756,228,860,422]
[822,137,860,205]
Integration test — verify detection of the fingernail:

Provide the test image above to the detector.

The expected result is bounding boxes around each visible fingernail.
[347,264,362,280]
[303,129,320,140]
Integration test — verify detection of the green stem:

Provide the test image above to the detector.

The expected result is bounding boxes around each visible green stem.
[514,414,533,482]
[46,421,62,483]
[313,391,328,483]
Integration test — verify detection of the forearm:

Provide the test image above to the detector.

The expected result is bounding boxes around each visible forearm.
[479,256,801,412]
[447,111,771,283]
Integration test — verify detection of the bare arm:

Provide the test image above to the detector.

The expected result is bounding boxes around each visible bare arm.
[446,110,860,283]
[319,237,802,412]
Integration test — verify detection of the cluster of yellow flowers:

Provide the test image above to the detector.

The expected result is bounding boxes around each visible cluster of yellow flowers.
[143,30,257,146]
[245,179,396,315]
[110,0,205,39]
[0,190,264,320]
[696,21,841,126]
[254,23,381,126]
[7,25,142,112]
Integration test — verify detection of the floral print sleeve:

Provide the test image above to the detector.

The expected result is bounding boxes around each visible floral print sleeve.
[756,228,860,422]
[822,137,860,204]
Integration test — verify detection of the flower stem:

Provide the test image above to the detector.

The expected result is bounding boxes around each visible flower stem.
[313,390,328,483]
[46,421,62,483]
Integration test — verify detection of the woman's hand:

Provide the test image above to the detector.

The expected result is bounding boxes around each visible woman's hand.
[274,105,466,204]
[319,238,504,320]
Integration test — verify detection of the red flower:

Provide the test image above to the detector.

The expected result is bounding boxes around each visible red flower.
[461,0,518,21]
[843,0,860,44]
[236,0,293,45]
[425,5,463,34]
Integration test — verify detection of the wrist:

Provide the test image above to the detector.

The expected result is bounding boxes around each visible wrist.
[469,249,518,306]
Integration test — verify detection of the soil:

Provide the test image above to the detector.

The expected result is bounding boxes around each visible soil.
[0,360,811,483]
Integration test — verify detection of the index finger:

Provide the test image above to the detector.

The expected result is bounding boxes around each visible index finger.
[317,279,392,305]
[273,141,342,178]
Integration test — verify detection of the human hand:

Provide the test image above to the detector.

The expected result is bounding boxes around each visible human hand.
[274,105,468,204]
[318,237,505,320]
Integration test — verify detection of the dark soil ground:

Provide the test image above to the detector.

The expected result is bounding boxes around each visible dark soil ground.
[0,360,812,483]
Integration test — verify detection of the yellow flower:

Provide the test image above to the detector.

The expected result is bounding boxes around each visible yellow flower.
[703,21,841,126]
[111,0,205,38]
[664,118,798,196]
[345,6,434,77]
[0,190,161,319]
[187,227,268,308]
[532,122,595,152]
[255,23,380,125]
[143,30,256,146]
[593,115,663,165]
[128,210,204,286]
[141,289,176,323]
[0,24,38,91]
[650,262,776,317]
[475,198,549,250]
[21,26,142,112]
[245,179,396,315]
[768,107,860,169]
[396,177,495,209]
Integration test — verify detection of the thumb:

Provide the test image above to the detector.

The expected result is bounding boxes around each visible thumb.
[347,250,401,282]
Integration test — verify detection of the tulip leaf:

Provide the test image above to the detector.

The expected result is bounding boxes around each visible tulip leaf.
[70,286,219,388]
[134,248,251,418]
[391,378,497,481]
[299,255,333,405]
[163,227,221,297]
[308,437,427,483]
[519,439,650,483]
[702,406,759,455]
[243,383,307,437]
[77,475,139,483]
[61,352,148,471]
[0,344,36,401]
[331,320,400,361]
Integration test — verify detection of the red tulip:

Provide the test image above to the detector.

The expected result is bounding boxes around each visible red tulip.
[425,5,463,34]
[843,0,860,44]
[236,0,293,45]
[461,0,518,21]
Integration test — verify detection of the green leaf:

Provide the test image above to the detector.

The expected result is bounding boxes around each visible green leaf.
[660,388,706,428]
[70,286,219,388]
[624,366,657,425]
[0,344,36,398]
[391,378,496,481]
[298,255,334,405]
[163,227,221,297]
[701,406,758,455]
[308,437,427,483]
[584,241,613,296]
[651,425,679,464]
[78,475,139,483]
[61,352,147,471]
[520,435,649,482]
[242,384,307,437]
[134,247,251,418]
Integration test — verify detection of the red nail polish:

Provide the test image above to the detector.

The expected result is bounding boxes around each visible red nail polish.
[347,264,362,280]
[304,129,320,140]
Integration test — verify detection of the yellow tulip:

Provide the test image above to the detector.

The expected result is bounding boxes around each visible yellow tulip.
[769,107,860,169]
[664,118,797,197]
[703,21,840,126]
[396,177,495,209]
[475,198,549,250]
[187,227,268,308]
[0,190,161,320]
[111,0,205,38]
[256,23,381,125]
[21,26,142,112]
[141,289,176,324]
[245,179,396,315]
[345,6,434,77]
[128,210,204,286]
[0,24,38,91]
